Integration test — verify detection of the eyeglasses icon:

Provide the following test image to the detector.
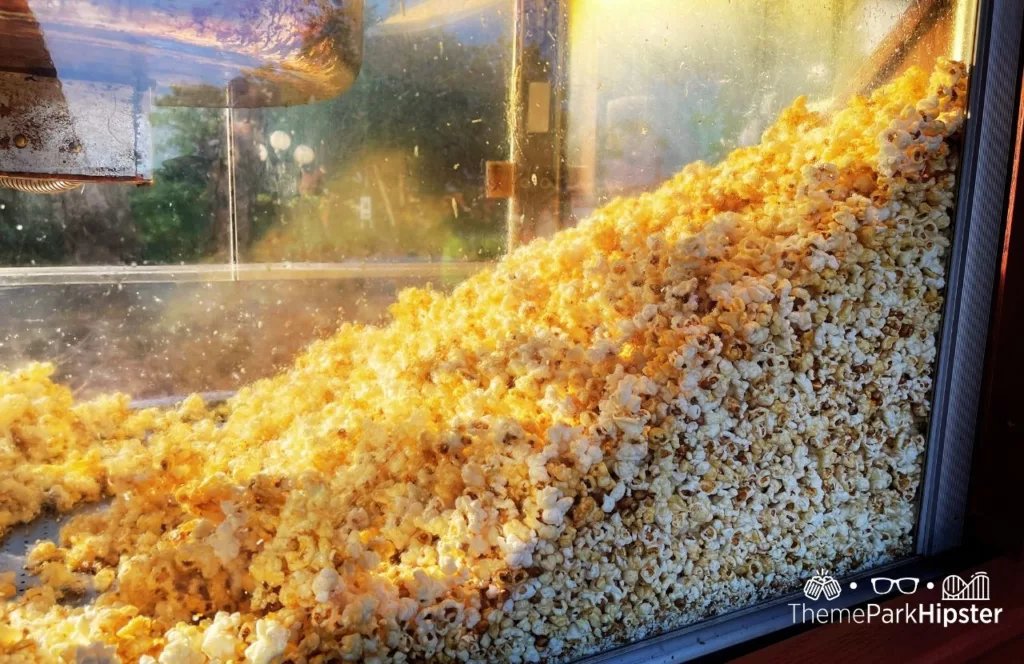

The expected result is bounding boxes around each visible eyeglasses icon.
[871,577,919,595]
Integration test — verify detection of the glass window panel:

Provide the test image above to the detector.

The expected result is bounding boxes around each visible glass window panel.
[232,0,515,264]
[0,0,363,108]
[565,0,975,217]
[0,274,472,399]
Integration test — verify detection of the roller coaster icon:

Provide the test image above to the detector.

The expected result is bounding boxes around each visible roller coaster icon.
[941,571,990,601]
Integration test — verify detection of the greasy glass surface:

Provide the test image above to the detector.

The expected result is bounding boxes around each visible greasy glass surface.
[0,0,513,397]
[232,1,513,263]
[0,0,363,107]
[0,276,447,399]
[565,0,974,218]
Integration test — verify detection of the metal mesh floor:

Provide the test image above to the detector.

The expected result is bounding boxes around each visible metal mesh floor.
[1,512,63,594]
[1,502,110,598]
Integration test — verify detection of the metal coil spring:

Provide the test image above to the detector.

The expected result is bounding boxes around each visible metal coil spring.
[0,176,82,194]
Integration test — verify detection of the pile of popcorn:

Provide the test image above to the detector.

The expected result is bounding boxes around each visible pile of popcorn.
[1,59,966,663]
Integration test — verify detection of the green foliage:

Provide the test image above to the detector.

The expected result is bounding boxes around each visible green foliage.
[0,193,66,266]
[150,107,226,160]
[129,164,215,263]
[127,107,225,263]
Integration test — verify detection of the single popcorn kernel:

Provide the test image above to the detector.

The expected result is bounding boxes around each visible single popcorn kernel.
[0,60,967,664]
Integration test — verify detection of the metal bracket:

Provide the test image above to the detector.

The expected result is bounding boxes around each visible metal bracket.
[0,72,151,183]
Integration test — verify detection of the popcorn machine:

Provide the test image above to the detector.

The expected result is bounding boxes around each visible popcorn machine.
[2,1,1023,663]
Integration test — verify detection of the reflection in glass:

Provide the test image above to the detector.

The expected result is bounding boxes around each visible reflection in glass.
[565,0,974,218]
[232,0,514,263]
[0,0,364,108]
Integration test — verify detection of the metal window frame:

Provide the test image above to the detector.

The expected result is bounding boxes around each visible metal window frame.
[575,0,1023,661]
[916,0,1023,556]
[0,261,489,286]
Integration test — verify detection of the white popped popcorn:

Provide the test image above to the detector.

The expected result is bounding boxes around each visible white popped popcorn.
[243,620,289,664]
[311,567,343,603]
[158,628,204,664]
[200,613,241,661]
[204,501,245,565]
